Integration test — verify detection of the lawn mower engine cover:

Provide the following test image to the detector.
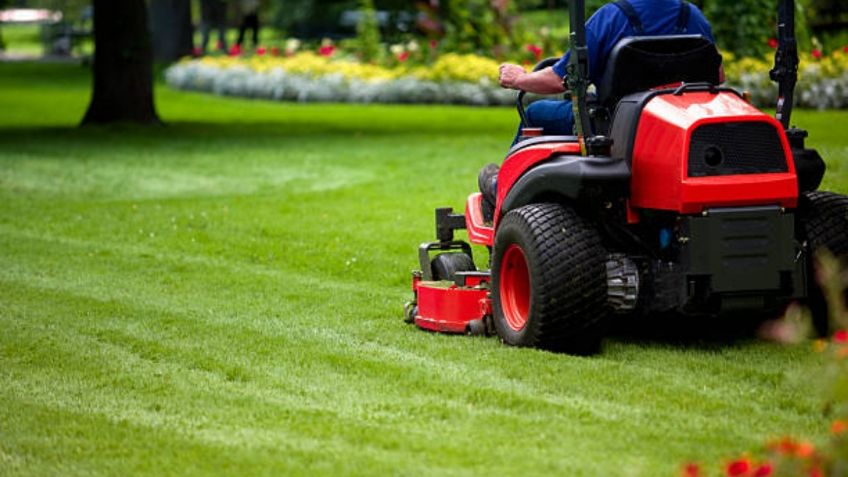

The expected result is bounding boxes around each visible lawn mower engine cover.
[617,89,799,213]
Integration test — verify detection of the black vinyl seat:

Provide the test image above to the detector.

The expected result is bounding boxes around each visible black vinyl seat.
[597,35,722,110]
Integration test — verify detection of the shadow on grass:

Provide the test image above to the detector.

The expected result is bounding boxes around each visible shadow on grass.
[0,118,511,145]
[608,311,776,350]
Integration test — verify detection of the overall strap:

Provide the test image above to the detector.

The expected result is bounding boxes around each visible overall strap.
[676,0,691,33]
[613,0,644,35]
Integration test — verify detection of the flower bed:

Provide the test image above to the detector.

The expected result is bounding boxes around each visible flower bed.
[165,47,848,109]
[165,52,514,106]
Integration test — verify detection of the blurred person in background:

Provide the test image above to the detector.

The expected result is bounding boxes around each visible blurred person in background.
[200,0,228,53]
[236,0,260,49]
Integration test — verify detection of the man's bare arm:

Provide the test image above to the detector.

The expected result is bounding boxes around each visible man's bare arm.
[498,64,566,94]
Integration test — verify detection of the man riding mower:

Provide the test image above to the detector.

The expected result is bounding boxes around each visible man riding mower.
[403,0,848,355]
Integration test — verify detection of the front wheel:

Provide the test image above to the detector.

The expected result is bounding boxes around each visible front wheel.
[491,203,609,354]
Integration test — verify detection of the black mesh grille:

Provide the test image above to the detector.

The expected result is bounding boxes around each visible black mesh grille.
[688,122,787,177]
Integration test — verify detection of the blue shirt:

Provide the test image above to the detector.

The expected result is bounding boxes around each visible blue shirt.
[551,0,715,86]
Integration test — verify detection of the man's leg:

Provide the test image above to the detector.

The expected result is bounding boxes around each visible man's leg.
[510,99,575,146]
[478,163,499,223]
[249,14,259,47]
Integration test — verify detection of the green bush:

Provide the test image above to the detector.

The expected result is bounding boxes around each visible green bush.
[355,0,381,62]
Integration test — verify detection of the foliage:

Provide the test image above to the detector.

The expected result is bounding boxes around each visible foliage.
[702,0,776,58]
[354,0,381,63]
[2,61,848,477]
[438,0,517,57]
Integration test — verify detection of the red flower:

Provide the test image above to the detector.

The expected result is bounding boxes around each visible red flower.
[768,38,778,49]
[682,463,701,477]
[192,46,203,57]
[809,466,823,477]
[228,44,242,56]
[318,45,336,57]
[256,46,266,56]
[526,43,543,61]
[727,458,752,476]
[843,45,848,53]
[832,419,848,434]
[812,48,822,59]
[216,40,224,50]
[769,437,796,454]
[396,51,410,62]
[753,463,773,477]
[270,46,280,57]
[429,39,438,49]
[833,329,848,343]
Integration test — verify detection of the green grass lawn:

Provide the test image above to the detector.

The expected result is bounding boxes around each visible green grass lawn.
[0,62,846,476]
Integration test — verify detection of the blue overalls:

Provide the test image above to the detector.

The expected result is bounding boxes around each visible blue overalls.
[514,0,715,144]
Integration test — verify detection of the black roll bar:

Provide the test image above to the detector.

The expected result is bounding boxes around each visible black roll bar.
[769,0,799,130]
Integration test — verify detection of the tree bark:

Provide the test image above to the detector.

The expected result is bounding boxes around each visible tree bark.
[150,0,194,62]
[82,0,160,125]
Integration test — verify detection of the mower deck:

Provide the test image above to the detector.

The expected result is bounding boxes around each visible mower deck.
[409,271,492,334]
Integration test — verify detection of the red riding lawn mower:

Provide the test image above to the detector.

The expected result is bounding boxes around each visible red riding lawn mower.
[404,0,848,354]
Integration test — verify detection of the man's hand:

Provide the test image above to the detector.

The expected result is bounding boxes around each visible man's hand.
[499,63,527,90]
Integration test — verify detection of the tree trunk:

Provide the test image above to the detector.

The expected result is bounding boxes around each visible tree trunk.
[82,0,159,125]
[150,0,194,62]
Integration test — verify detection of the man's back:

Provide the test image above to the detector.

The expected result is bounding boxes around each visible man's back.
[551,0,715,86]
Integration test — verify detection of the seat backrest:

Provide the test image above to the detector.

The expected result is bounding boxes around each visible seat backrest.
[598,35,722,109]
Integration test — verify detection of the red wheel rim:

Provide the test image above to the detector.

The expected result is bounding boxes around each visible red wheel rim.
[500,244,530,331]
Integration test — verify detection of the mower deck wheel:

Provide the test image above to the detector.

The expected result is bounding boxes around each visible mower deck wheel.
[431,252,476,282]
[491,203,609,354]
[466,319,487,336]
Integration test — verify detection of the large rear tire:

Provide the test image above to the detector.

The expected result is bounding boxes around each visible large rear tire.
[798,191,848,334]
[491,203,609,354]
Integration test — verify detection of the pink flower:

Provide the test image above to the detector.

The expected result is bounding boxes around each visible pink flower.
[256,46,266,56]
[768,38,778,49]
[228,44,241,56]
[833,329,848,343]
[429,39,438,49]
[811,48,822,59]
[396,51,410,62]
[318,45,336,57]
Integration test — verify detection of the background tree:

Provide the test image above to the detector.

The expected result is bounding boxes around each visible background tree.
[82,0,159,125]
